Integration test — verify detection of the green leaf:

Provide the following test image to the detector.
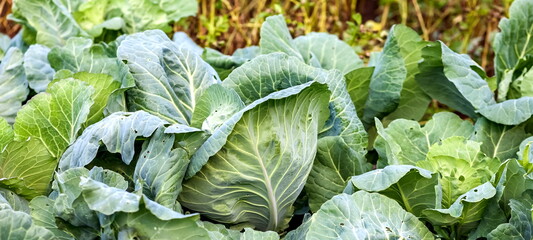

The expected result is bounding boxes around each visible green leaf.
[56,0,83,12]
[49,167,130,239]
[240,228,280,240]
[223,53,367,157]
[294,32,363,74]
[497,56,533,101]
[0,118,13,151]
[114,197,207,240]
[73,0,123,37]
[0,47,29,123]
[305,136,371,212]
[173,32,203,55]
[48,37,135,90]
[0,138,55,198]
[417,136,499,208]
[344,165,437,217]
[518,137,533,173]
[54,71,121,126]
[423,182,497,236]
[493,159,533,216]
[493,0,533,81]
[0,33,10,59]
[221,53,319,102]
[259,15,304,61]
[345,66,374,117]
[0,209,55,239]
[198,221,241,240]
[191,84,245,133]
[80,177,140,215]
[11,0,88,47]
[417,41,533,125]
[472,117,529,160]
[134,127,189,208]
[180,83,330,231]
[14,78,94,158]
[286,191,434,240]
[382,25,431,123]
[29,196,74,239]
[55,70,121,128]
[196,222,281,240]
[363,25,430,125]
[113,0,197,34]
[23,44,55,93]
[374,112,474,166]
[417,41,493,119]
[202,46,260,80]
[59,111,167,170]
[0,188,30,213]
[117,30,219,124]
[488,191,533,240]
[470,160,533,238]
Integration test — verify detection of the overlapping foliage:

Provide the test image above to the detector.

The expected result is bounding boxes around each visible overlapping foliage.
[0,0,532,239]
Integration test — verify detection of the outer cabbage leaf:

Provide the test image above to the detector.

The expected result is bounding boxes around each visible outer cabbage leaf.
[0,138,55,199]
[118,30,219,124]
[173,32,203,55]
[29,196,74,239]
[191,84,245,133]
[134,127,189,208]
[0,33,10,59]
[471,159,533,239]
[285,191,434,240]
[80,177,141,215]
[59,111,167,170]
[0,118,13,151]
[23,44,55,93]
[202,47,259,80]
[50,167,129,239]
[260,15,363,74]
[0,188,29,213]
[48,37,135,90]
[13,78,93,158]
[345,66,374,117]
[488,191,533,240]
[72,0,124,37]
[180,83,330,231]
[363,24,430,125]
[493,0,533,81]
[0,209,55,239]
[417,41,533,125]
[112,0,197,34]
[497,56,533,101]
[54,71,121,126]
[305,136,371,212]
[294,32,363,74]
[0,47,29,123]
[11,0,88,47]
[259,15,304,61]
[497,159,533,211]
[114,197,208,240]
[472,117,528,160]
[344,165,437,217]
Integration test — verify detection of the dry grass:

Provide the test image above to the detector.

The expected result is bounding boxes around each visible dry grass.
[0,0,19,37]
